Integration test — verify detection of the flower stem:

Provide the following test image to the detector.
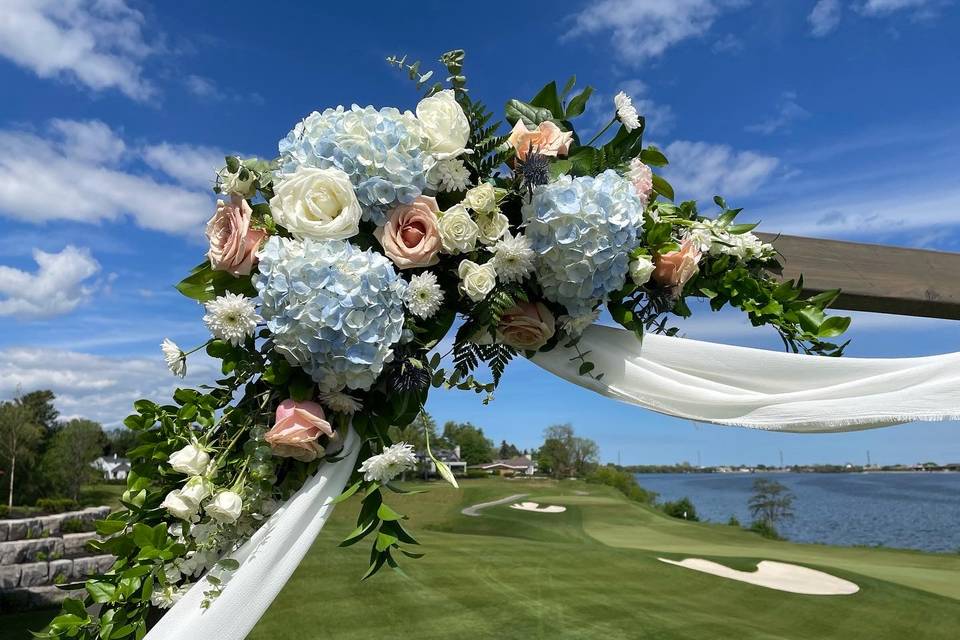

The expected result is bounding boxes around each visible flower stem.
[585,116,617,147]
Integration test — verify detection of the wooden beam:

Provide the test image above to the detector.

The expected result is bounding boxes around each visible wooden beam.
[756,233,960,320]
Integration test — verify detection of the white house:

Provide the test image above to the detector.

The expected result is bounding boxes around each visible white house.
[415,446,468,477]
[92,453,131,480]
[475,455,537,476]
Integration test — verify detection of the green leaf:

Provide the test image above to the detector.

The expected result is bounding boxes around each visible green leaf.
[339,520,377,547]
[219,558,240,571]
[504,99,554,126]
[530,81,564,119]
[640,147,669,167]
[61,597,87,619]
[565,86,594,118]
[578,362,595,375]
[818,315,851,338]
[132,524,154,549]
[549,159,573,179]
[225,156,240,173]
[333,481,362,504]
[561,75,577,99]
[651,174,674,201]
[85,581,117,603]
[375,532,399,552]
[96,520,126,536]
[376,503,405,521]
[728,222,759,235]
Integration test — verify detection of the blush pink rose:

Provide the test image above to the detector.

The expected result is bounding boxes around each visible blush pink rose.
[652,239,702,290]
[508,120,574,161]
[206,195,267,276]
[497,302,556,351]
[374,196,442,269]
[264,399,334,463]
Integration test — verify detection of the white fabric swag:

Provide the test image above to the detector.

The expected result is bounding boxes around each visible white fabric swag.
[147,326,960,640]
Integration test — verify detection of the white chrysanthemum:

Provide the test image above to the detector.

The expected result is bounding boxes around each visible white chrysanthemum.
[319,390,363,414]
[358,442,418,483]
[559,309,600,338]
[161,338,186,378]
[491,233,536,283]
[203,293,261,346]
[404,271,444,319]
[614,91,641,132]
[430,158,471,192]
[722,232,773,261]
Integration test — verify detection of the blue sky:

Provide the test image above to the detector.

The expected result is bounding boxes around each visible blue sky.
[0,0,958,466]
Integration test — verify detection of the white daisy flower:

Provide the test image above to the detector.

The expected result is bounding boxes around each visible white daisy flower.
[404,271,444,319]
[203,293,261,346]
[491,233,535,283]
[161,338,187,378]
[319,390,362,414]
[430,158,471,192]
[358,443,418,483]
[614,91,641,132]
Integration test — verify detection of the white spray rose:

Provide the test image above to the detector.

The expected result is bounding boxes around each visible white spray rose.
[629,256,656,286]
[180,476,213,505]
[162,489,199,520]
[416,89,470,160]
[169,444,210,476]
[205,490,243,524]
[270,166,361,240]
[463,183,497,214]
[458,260,497,302]
[476,211,510,245]
[218,165,258,198]
[438,204,479,254]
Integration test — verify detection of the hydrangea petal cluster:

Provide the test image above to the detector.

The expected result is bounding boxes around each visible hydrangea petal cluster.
[254,237,407,391]
[522,170,644,315]
[278,105,435,225]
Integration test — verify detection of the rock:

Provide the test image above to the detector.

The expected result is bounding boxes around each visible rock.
[38,515,63,537]
[0,565,20,589]
[48,559,73,586]
[0,521,8,542]
[5,519,30,542]
[62,532,98,557]
[0,538,61,565]
[18,562,48,587]
[71,555,115,579]
[0,586,68,611]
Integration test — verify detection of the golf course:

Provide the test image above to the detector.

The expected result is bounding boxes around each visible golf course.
[4,477,958,639]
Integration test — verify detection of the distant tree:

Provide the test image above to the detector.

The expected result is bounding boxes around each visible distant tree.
[661,497,699,521]
[18,390,59,434]
[497,440,520,459]
[571,437,600,475]
[0,399,43,507]
[105,428,138,457]
[42,419,107,501]
[537,425,598,478]
[748,478,795,535]
[441,422,493,465]
[394,411,439,452]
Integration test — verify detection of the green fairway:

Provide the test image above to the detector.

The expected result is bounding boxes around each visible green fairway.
[5,478,958,639]
[247,478,959,640]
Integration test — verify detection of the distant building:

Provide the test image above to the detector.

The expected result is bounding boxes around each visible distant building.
[416,446,467,477]
[474,455,537,476]
[93,453,130,480]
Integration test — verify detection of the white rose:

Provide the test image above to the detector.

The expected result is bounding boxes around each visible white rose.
[629,256,656,286]
[458,260,497,302]
[205,490,243,524]
[463,183,497,214]
[169,444,210,476]
[218,165,257,198]
[416,89,470,160]
[438,204,479,254]
[180,476,212,504]
[162,489,199,520]
[270,166,361,240]
[476,211,510,245]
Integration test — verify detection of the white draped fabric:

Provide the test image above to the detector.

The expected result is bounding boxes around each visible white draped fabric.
[532,325,960,432]
[147,326,960,640]
[145,428,360,640]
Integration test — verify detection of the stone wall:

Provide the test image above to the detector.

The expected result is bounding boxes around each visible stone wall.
[0,507,114,613]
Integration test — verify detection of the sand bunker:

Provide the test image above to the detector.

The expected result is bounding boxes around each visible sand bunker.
[657,558,859,596]
[509,501,567,513]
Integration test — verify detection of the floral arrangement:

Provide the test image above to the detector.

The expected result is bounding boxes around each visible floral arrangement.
[39,50,849,639]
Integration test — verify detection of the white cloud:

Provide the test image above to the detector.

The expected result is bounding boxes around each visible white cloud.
[0,119,216,234]
[185,74,218,99]
[564,0,748,63]
[745,91,810,135]
[0,346,218,427]
[143,143,223,190]
[809,0,843,36]
[858,0,944,15]
[0,0,155,100]
[662,141,779,201]
[0,245,100,318]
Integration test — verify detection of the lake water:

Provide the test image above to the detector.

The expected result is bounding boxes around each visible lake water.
[634,472,960,553]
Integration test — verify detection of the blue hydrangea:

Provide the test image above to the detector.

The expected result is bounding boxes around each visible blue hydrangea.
[278,105,434,225]
[522,170,644,315]
[254,237,407,392]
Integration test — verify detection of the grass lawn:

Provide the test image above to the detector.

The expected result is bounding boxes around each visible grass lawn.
[6,478,959,639]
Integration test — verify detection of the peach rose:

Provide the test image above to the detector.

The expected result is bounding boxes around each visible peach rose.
[497,302,556,351]
[508,120,574,161]
[206,195,267,276]
[652,239,702,290]
[374,196,442,269]
[264,399,334,463]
